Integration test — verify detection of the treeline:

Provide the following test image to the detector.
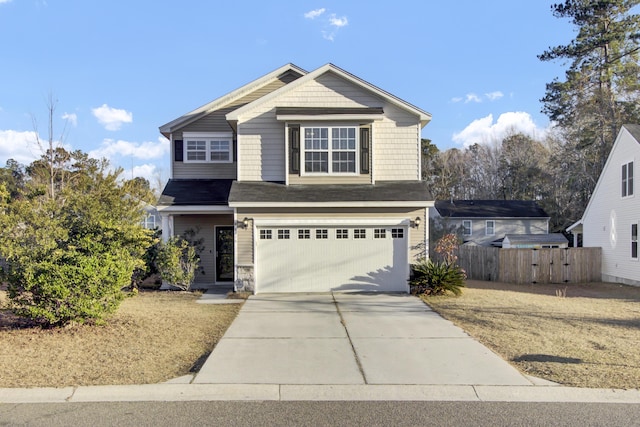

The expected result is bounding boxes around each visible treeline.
[424,0,640,234]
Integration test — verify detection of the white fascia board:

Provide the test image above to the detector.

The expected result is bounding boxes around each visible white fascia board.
[566,220,584,232]
[157,205,234,214]
[160,63,308,133]
[276,114,384,122]
[253,218,411,227]
[226,63,431,125]
[229,201,434,208]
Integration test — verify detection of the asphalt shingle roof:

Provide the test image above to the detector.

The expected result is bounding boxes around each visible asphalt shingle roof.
[434,200,549,218]
[158,179,233,206]
[229,180,431,203]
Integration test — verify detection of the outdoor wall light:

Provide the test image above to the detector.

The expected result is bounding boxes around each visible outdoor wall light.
[410,216,421,228]
[237,217,251,228]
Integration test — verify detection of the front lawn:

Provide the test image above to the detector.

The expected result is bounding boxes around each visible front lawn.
[424,280,640,389]
[0,291,240,388]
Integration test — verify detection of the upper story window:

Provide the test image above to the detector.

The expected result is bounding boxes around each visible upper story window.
[302,126,357,174]
[622,161,634,197]
[462,220,472,236]
[486,220,495,236]
[183,132,233,163]
[632,223,638,260]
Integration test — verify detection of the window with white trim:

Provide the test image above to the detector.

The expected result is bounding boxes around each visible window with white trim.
[632,223,638,259]
[374,229,386,239]
[141,214,156,229]
[462,220,472,236]
[302,126,357,174]
[316,229,328,239]
[278,229,290,240]
[354,229,366,239]
[622,161,634,197]
[260,229,272,240]
[298,229,311,239]
[183,132,233,163]
[486,220,495,236]
[336,229,349,239]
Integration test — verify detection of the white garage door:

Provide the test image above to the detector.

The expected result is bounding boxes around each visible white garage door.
[255,225,409,293]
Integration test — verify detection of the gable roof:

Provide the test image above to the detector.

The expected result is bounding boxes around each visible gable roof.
[434,200,549,218]
[225,63,432,127]
[577,124,640,224]
[159,63,307,137]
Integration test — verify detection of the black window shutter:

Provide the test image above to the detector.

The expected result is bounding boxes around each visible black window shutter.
[174,140,184,162]
[289,125,300,174]
[360,127,370,174]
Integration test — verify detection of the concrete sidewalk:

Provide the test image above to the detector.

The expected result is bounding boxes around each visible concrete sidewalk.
[193,293,532,386]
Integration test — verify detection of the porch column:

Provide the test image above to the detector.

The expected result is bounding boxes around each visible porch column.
[160,214,173,242]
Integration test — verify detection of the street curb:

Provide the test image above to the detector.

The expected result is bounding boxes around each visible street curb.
[1,384,640,404]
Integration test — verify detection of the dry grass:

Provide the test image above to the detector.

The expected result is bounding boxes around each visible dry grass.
[0,290,240,388]
[424,280,640,389]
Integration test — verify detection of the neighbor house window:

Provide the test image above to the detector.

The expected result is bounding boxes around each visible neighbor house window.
[486,220,495,236]
[183,132,233,163]
[303,126,357,174]
[141,214,156,229]
[632,223,638,259]
[622,161,634,197]
[462,220,472,236]
[336,229,349,239]
[374,229,386,239]
[316,229,328,239]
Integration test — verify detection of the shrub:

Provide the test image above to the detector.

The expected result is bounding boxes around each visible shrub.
[155,237,199,291]
[410,258,466,296]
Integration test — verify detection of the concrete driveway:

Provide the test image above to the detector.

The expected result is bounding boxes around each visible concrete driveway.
[194,293,532,386]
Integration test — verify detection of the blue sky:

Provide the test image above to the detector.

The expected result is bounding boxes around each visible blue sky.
[0,0,575,188]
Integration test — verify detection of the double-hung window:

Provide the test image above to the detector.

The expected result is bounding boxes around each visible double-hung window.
[486,220,495,236]
[622,161,634,197]
[462,220,472,236]
[183,132,233,163]
[303,126,357,174]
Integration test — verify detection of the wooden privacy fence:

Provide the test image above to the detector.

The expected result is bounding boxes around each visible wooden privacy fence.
[456,246,601,284]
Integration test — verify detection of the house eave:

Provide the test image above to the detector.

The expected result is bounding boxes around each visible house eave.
[229,201,433,208]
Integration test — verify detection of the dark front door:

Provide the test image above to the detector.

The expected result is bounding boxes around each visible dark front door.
[216,226,234,282]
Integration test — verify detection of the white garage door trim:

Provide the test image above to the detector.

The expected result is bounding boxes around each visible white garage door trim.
[254,222,410,294]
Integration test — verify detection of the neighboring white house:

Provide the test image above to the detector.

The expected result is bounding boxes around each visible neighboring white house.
[568,124,640,286]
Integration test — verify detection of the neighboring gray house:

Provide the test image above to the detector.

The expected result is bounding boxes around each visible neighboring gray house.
[141,203,161,231]
[568,124,640,286]
[157,63,433,293]
[431,200,550,247]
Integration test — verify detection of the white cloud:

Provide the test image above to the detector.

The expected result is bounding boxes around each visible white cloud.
[465,93,481,103]
[452,112,547,147]
[89,136,169,161]
[0,129,41,166]
[485,91,504,101]
[62,112,77,127]
[304,8,325,19]
[0,0,13,4]
[450,97,463,103]
[91,104,133,131]
[329,14,348,27]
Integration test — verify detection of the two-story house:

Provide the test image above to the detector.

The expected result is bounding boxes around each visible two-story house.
[430,200,550,247]
[157,63,432,293]
[568,124,640,286]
